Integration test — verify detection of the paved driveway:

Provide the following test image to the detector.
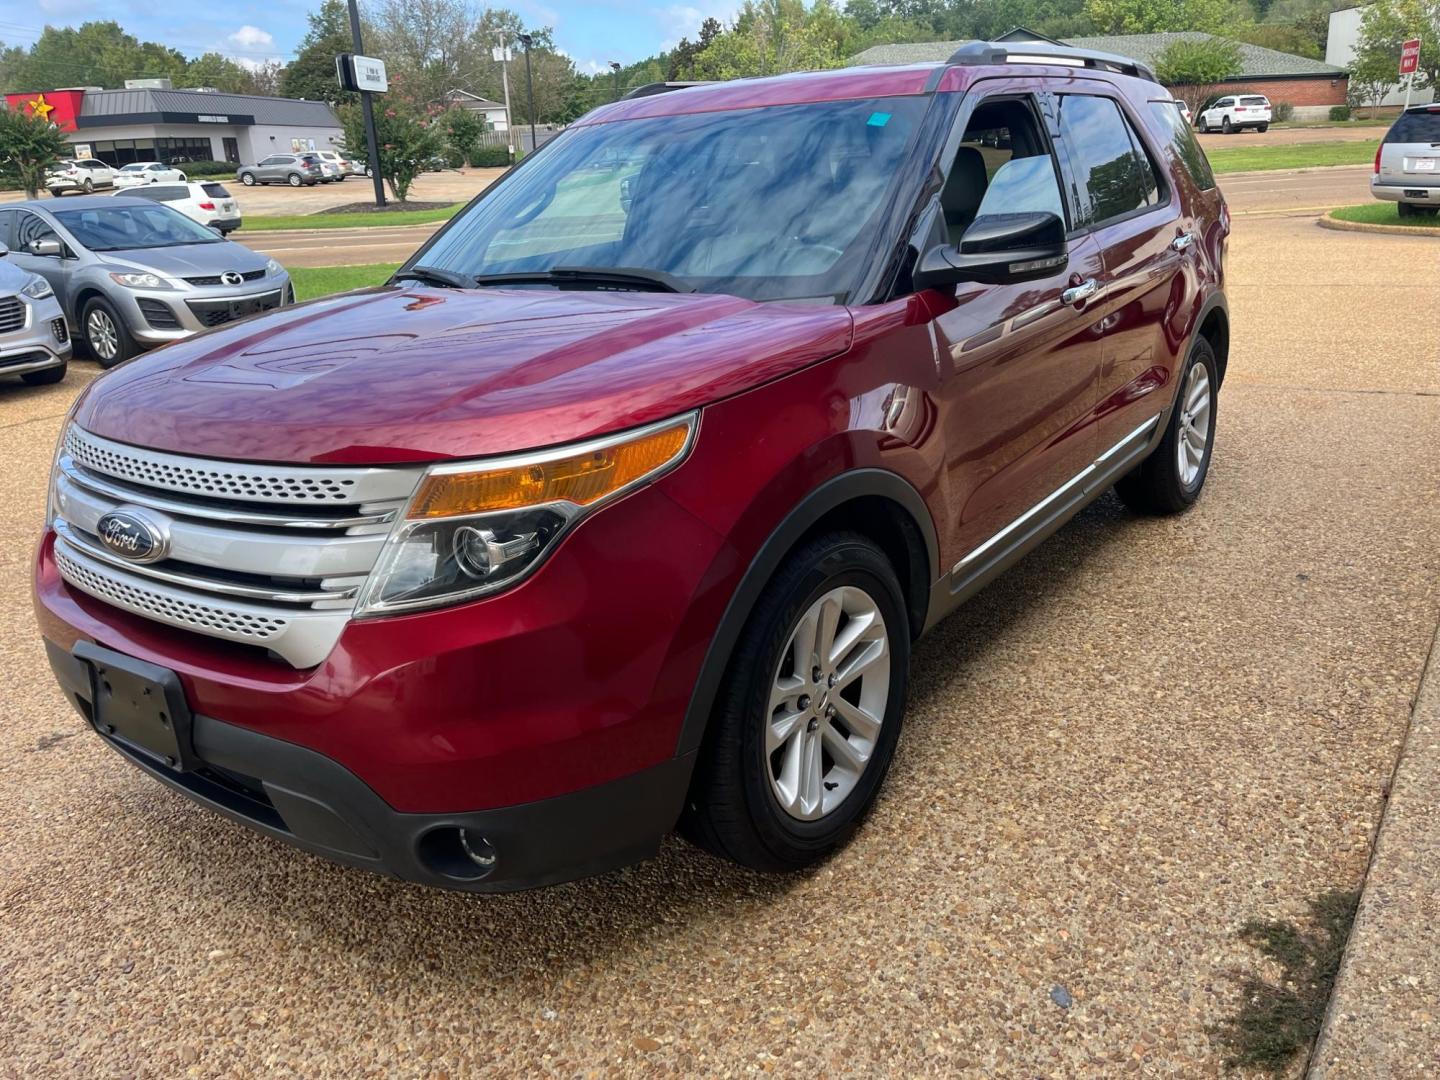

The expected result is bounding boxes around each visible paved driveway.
[1,187,1437,1077]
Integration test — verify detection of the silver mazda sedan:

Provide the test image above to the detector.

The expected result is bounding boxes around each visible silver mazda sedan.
[0,196,293,367]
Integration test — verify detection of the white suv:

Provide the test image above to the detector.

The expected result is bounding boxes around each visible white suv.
[115,181,243,235]
[1198,95,1272,134]
[45,158,118,196]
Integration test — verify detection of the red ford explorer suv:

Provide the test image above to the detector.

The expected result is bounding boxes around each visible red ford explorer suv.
[35,43,1229,891]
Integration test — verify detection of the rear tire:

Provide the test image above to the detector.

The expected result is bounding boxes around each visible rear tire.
[1221,117,1234,133]
[681,532,910,872]
[287,172,302,187]
[82,177,94,193]
[21,361,67,386]
[1257,123,1269,132]
[1116,337,1219,516]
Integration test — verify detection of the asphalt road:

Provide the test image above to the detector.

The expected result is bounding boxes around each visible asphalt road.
[2,176,1438,1077]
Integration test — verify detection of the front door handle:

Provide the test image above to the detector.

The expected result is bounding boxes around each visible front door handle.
[1170,232,1196,252]
[1061,278,1098,305]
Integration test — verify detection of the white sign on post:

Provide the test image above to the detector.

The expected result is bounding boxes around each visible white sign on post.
[352,55,389,93]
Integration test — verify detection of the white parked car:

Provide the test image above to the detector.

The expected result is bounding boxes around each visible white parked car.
[113,161,188,188]
[1171,99,1193,126]
[45,158,118,196]
[113,181,242,235]
[316,150,359,177]
[1198,94,1272,134]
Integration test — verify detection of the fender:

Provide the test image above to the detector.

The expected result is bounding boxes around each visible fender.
[674,468,939,758]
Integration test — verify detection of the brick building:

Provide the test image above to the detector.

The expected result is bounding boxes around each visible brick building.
[851,30,1350,120]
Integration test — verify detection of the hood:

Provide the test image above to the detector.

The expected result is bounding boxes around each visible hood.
[73,285,854,464]
[0,254,36,293]
[99,242,268,279]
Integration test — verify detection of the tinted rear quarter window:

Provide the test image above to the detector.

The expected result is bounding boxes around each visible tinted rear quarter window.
[202,183,232,198]
[1386,110,1440,143]
[1147,101,1216,191]
[1239,96,1268,106]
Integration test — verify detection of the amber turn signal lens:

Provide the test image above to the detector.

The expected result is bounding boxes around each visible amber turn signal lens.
[408,421,691,519]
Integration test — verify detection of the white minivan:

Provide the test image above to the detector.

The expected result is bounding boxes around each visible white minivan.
[1198,94,1272,134]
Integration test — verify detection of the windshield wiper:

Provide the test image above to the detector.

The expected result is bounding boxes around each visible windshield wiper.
[469,266,695,294]
[391,265,474,289]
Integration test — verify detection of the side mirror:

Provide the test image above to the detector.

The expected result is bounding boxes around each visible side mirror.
[914,211,1068,289]
[28,238,64,258]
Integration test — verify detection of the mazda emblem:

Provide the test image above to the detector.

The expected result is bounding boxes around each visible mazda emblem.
[95,509,169,564]
[221,271,244,286]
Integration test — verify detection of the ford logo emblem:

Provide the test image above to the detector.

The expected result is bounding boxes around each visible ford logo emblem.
[95,509,169,564]
[221,271,244,286]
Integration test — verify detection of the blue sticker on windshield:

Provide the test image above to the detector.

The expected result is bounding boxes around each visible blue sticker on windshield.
[867,112,891,127]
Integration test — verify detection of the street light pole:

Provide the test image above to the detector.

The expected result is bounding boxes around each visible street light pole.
[610,60,621,103]
[517,33,537,156]
[346,0,386,206]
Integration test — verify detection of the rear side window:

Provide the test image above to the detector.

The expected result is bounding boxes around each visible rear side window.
[202,183,232,198]
[1057,95,1159,225]
[141,186,187,202]
[1239,96,1268,106]
[1386,109,1440,143]
[1147,100,1217,191]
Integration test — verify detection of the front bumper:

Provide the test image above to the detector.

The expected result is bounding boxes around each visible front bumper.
[1,292,72,376]
[45,639,695,892]
[117,277,292,345]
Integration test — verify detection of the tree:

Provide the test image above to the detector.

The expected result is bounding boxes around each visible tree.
[443,104,485,165]
[12,22,186,90]
[1355,0,1440,93]
[689,0,849,80]
[280,0,363,105]
[338,85,445,201]
[0,106,69,198]
[1084,0,1254,34]
[1153,36,1244,113]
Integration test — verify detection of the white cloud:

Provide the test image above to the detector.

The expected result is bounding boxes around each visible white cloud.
[654,2,736,50]
[226,25,275,51]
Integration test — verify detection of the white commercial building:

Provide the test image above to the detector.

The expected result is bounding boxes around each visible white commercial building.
[1326,6,1434,108]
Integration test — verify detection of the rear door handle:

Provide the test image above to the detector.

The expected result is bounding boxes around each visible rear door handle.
[1061,278,1098,305]
[1171,232,1196,252]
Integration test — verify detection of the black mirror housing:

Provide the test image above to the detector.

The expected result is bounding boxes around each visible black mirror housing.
[914,211,1068,290]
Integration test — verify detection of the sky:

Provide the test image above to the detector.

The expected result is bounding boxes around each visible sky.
[0,1,740,78]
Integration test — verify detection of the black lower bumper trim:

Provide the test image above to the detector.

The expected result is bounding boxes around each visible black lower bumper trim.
[46,640,696,893]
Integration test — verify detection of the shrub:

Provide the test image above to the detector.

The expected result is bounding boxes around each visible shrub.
[470,143,513,167]
[1329,105,1352,121]
[1273,102,1294,122]
[176,159,238,177]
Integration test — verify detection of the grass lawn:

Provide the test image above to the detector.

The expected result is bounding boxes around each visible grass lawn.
[1208,140,1379,174]
[289,263,400,301]
[238,205,462,232]
[1329,202,1440,228]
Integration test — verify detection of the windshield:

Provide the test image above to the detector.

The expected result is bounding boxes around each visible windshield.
[418,96,926,302]
[54,204,226,251]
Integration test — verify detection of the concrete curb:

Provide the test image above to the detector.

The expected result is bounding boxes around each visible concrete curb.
[1308,618,1440,1076]
[1317,210,1440,237]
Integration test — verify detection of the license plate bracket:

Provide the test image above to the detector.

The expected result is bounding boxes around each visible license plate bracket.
[73,641,197,772]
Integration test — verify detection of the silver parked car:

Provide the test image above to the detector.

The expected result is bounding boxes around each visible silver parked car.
[1372,105,1440,217]
[0,196,292,368]
[236,153,327,187]
[0,242,72,385]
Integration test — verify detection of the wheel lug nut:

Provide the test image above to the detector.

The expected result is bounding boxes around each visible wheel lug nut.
[811,666,822,682]
[827,673,837,688]
[797,695,811,710]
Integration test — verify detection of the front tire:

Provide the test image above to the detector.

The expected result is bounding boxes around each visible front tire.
[682,532,910,871]
[240,172,256,186]
[1116,336,1219,515]
[81,296,138,369]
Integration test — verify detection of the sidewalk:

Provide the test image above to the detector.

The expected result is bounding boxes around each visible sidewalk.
[1310,625,1440,1076]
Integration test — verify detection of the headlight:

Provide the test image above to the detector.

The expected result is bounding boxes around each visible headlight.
[108,271,171,290]
[22,274,53,300]
[354,413,697,615]
[265,259,282,276]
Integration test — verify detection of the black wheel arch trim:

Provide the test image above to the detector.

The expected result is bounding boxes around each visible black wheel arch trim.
[674,467,939,758]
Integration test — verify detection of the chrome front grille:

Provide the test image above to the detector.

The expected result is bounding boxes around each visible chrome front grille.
[0,295,25,334]
[51,426,424,667]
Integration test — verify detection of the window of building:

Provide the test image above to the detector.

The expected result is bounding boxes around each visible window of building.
[155,137,216,164]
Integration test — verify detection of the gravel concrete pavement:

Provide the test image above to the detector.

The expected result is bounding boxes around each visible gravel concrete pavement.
[1,199,1437,1078]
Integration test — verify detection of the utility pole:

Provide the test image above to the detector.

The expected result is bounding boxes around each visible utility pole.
[494,41,515,161]
[517,33,537,156]
[610,60,622,104]
[345,0,385,206]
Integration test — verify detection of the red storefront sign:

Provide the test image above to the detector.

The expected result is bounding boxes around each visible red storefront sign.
[4,89,85,133]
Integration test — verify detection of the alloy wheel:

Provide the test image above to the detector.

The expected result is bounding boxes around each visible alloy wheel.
[86,308,118,362]
[766,585,890,821]
[1176,361,1212,488]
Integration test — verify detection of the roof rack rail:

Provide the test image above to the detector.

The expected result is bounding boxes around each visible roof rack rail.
[622,81,713,100]
[945,40,1158,83]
